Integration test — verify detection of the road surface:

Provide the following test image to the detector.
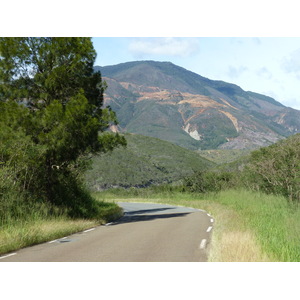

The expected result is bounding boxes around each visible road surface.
[0,202,213,262]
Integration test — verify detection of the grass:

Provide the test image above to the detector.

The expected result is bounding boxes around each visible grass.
[0,218,99,255]
[0,199,123,256]
[95,187,300,262]
[214,189,300,261]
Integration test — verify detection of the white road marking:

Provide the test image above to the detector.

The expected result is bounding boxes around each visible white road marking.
[199,239,207,249]
[105,222,114,226]
[207,213,211,217]
[49,236,67,244]
[83,228,95,233]
[210,218,214,223]
[0,253,17,260]
[48,239,58,244]
[206,226,213,232]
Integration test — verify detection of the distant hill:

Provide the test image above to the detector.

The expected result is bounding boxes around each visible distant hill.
[85,133,214,190]
[198,149,252,165]
[95,61,300,150]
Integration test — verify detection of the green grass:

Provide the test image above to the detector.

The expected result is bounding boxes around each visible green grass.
[0,217,99,255]
[0,198,123,256]
[95,187,300,262]
[213,189,300,261]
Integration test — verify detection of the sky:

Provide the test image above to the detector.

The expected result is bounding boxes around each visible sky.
[3,1,300,110]
[92,37,300,110]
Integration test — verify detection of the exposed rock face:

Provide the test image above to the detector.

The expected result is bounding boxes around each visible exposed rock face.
[183,123,202,141]
[95,61,300,150]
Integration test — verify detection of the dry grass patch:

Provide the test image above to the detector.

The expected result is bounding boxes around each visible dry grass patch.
[0,219,99,255]
[211,230,270,262]
[194,202,272,262]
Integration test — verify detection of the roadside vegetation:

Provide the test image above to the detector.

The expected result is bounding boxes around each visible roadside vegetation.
[0,38,124,255]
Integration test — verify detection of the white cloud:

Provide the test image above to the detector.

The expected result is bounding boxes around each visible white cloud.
[256,67,272,80]
[282,48,300,79]
[128,38,200,58]
[227,65,248,79]
[252,37,262,45]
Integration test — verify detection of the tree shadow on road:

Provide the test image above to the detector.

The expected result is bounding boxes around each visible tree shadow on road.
[112,211,191,225]
[123,207,176,215]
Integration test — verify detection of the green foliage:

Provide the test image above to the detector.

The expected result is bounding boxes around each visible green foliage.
[183,170,236,193]
[85,133,214,190]
[180,133,300,205]
[0,37,103,107]
[244,133,300,203]
[198,149,251,164]
[0,37,126,221]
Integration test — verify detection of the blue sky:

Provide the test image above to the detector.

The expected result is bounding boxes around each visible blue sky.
[2,1,300,110]
[92,37,300,110]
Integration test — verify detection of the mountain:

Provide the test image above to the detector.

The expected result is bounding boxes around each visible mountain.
[85,133,215,190]
[95,61,300,150]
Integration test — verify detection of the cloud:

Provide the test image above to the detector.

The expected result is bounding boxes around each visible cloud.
[252,37,262,45]
[282,48,300,78]
[128,38,200,58]
[256,67,272,80]
[229,38,244,45]
[227,65,248,79]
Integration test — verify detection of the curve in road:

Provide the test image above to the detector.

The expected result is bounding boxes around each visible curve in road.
[0,202,213,262]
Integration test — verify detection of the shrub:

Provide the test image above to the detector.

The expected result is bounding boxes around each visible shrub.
[244,133,300,203]
[183,170,236,193]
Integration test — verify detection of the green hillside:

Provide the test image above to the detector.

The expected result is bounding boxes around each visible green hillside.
[198,149,252,164]
[85,133,215,190]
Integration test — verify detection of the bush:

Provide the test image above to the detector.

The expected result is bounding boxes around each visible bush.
[183,170,236,193]
[244,134,300,203]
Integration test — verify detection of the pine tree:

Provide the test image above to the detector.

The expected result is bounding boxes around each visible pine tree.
[0,37,126,215]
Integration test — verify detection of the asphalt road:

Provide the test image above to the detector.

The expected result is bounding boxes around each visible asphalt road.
[0,202,213,262]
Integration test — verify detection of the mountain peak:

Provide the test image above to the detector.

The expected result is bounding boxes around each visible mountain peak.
[96,61,300,150]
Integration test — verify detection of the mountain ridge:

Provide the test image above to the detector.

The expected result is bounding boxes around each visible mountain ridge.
[95,60,300,150]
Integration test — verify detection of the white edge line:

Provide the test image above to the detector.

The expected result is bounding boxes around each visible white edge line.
[83,228,95,233]
[210,218,214,223]
[199,239,207,249]
[206,226,213,232]
[105,222,113,226]
[49,236,67,243]
[48,239,58,244]
[0,253,17,260]
[207,213,211,217]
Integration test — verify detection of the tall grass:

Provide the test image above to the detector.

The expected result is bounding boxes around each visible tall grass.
[0,185,123,255]
[0,217,99,255]
[95,187,300,262]
[211,189,300,261]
